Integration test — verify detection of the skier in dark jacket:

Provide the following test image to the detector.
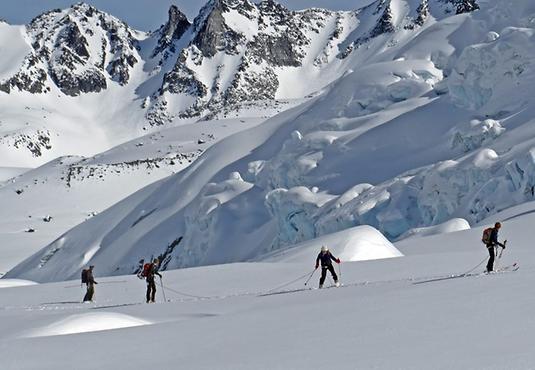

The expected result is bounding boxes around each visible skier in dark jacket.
[315,246,341,288]
[83,265,97,302]
[485,222,506,272]
[146,258,162,303]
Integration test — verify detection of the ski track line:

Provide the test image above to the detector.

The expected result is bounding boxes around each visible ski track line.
[0,266,522,312]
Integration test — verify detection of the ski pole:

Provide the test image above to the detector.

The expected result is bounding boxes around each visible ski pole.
[498,240,507,259]
[159,277,167,302]
[304,268,317,286]
[338,262,342,280]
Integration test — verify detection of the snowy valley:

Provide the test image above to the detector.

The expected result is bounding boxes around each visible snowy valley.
[2,0,535,368]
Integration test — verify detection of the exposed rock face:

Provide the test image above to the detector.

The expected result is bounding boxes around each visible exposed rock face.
[152,6,191,57]
[192,1,247,58]
[2,3,139,96]
[0,130,53,158]
[0,0,479,123]
[0,53,49,94]
[442,0,479,14]
[156,0,335,121]
[415,0,430,26]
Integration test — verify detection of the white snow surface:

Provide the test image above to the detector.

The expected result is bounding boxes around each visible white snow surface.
[0,116,265,274]
[0,279,36,288]
[262,225,403,263]
[0,24,30,80]
[397,217,471,240]
[8,0,535,282]
[0,212,533,369]
[4,1,535,367]
[26,312,151,337]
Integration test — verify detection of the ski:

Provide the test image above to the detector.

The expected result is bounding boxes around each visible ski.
[413,263,519,285]
[259,282,343,297]
[493,262,519,273]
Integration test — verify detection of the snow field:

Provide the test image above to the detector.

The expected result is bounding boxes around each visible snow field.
[0,211,534,369]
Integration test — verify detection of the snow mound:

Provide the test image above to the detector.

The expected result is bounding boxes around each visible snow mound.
[27,312,151,337]
[0,279,37,289]
[262,225,403,263]
[397,218,471,240]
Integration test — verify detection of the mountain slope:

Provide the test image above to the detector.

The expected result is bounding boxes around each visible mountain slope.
[0,0,478,168]
[7,0,519,282]
[0,115,265,273]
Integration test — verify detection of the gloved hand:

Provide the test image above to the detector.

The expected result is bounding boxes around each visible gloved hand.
[336,258,341,264]
[315,264,319,269]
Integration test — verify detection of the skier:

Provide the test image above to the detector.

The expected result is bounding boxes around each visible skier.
[315,246,341,288]
[145,258,162,303]
[483,222,506,273]
[82,265,98,302]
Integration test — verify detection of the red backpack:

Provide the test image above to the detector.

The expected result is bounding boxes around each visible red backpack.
[482,228,493,244]
[141,263,153,277]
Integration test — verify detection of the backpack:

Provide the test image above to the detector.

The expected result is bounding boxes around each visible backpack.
[81,269,89,284]
[482,228,493,244]
[141,263,153,278]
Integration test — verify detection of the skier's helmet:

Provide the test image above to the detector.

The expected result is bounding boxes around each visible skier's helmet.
[321,245,328,252]
[495,222,502,229]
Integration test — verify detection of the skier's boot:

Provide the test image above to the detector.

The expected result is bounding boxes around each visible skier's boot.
[335,280,340,287]
[319,283,323,289]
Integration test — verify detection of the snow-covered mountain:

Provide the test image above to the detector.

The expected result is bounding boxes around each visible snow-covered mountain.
[0,0,478,169]
[11,0,535,283]
[5,2,535,367]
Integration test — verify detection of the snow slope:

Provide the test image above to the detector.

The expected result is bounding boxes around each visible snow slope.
[0,208,533,369]
[10,0,535,283]
[0,116,265,274]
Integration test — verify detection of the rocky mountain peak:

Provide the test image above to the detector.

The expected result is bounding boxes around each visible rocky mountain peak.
[191,0,256,58]
[152,5,191,57]
[0,3,141,96]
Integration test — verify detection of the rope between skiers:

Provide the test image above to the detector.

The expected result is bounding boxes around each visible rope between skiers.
[17,226,513,310]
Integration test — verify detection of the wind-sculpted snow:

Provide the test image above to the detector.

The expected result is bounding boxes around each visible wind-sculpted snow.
[397,217,470,240]
[26,312,151,337]
[262,225,403,263]
[21,0,535,283]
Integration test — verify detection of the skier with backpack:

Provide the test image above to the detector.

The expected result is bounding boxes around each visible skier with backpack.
[482,222,506,273]
[81,265,98,302]
[142,258,162,303]
[315,246,341,288]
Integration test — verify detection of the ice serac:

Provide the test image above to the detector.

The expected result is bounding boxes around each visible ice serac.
[7,0,510,283]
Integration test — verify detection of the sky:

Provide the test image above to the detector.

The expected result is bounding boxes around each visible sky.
[0,0,372,31]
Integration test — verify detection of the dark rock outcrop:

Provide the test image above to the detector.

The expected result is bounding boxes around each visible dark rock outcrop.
[152,6,191,57]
